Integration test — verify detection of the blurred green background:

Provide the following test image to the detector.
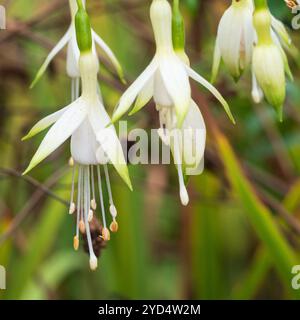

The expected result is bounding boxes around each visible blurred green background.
[0,0,300,300]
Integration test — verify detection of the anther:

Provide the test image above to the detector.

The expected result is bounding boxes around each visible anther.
[110,220,119,233]
[88,209,94,222]
[79,219,86,234]
[73,235,79,251]
[101,227,111,241]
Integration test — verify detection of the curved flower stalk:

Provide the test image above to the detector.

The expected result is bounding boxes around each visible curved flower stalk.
[23,2,131,270]
[111,0,235,129]
[30,0,125,90]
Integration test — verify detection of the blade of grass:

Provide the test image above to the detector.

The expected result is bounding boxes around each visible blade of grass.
[4,171,71,299]
[216,133,299,297]
[190,173,223,299]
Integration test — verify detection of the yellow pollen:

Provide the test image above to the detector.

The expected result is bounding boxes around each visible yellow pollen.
[73,236,79,251]
[79,220,86,234]
[101,227,111,241]
[110,220,119,233]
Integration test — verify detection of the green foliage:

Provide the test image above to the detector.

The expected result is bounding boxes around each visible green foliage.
[0,0,299,300]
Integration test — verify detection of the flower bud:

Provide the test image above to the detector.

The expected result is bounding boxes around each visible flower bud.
[252,44,285,121]
[252,7,286,120]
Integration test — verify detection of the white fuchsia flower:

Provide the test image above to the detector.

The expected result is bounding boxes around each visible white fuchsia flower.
[111,0,234,129]
[212,0,294,116]
[212,0,255,82]
[111,0,233,205]
[23,51,131,270]
[23,2,131,270]
[30,0,125,89]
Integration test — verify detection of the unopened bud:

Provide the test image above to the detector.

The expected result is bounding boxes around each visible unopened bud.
[252,44,286,120]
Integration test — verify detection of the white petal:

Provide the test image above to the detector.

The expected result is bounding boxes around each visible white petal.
[88,101,132,190]
[158,54,191,128]
[23,98,87,174]
[153,69,173,107]
[217,7,243,79]
[30,26,72,88]
[242,10,255,69]
[182,100,206,176]
[211,42,221,84]
[112,58,158,123]
[251,71,264,104]
[186,65,235,124]
[71,119,99,165]
[22,106,70,141]
[92,30,125,83]
[271,16,292,48]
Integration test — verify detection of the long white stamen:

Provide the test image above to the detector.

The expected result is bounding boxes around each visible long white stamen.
[84,166,97,270]
[174,129,189,206]
[69,165,76,214]
[103,165,117,219]
[87,166,94,222]
[79,165,85,234]
[76,166,82,238]
[90,165,97,210]
[97,165,107,229]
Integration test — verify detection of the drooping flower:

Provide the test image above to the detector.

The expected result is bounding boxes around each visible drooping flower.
[111,0,232,205]
[111,0,234,129]
[23,2,131,270]
[212,0,255,83]
[30,0,125,90]
[212,0,294,117]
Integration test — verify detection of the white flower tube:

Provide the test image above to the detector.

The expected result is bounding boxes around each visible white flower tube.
[30,0,125,88]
